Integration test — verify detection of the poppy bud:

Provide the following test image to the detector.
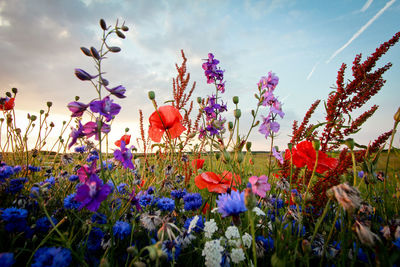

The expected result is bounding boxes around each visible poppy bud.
[47,101,52,108]
[125,127,129,132]
[30,115,37,121]
[6,92,11,97]
[99,19,107,30]
[236,152,244,163]
[109,46,121,53]
[50,122,54,127]
[228,121,234,131]
[222,150,231,163]
[12,87,18,94]
[246,141,252,151]
[312,140,320,151]
[40,110,44,115]
[116,30,125,39]
[394,107,400,123]
[148,91,155,100]
[80,47,92,57]
[121,25,129,31]
[90,47,101,60]
[232,96,239,104]
[344,138,354,151]
[63,121,66,125]
[75,96,80,101]
[197,97,202,104]
[288,143,293,151]
[234,109,241,119]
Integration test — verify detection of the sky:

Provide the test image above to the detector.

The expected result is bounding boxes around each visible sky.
[0,0,399,152]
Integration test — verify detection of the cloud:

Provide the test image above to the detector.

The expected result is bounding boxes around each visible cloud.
[326,0,396,63]
[306,62,319,80]
[361,0,374,12]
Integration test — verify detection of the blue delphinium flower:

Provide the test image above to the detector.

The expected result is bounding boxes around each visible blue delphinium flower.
[162,240,181,262]
[184,215,205,233]
[113,221,131,240]
[31,247,71,267]
[7,177,28,194]
[69,174,79,182]
[91,213,107,224]
[216,190,247,217]
[35,217,58,233]
[256,235,274,251]
[87,227,104,252]
[13,165,22,173]
[28,165,41,172]
[147,186,156,195]
[157,197,175,212]
[0,165,15,179]
[64,193,81,210]
[0,252,15,267]
[41,176,56,188]
[171,188,187,199]
[74,145,86,153]
[1,207,28,232]
[183,193,202,211]
[139,194,154,208]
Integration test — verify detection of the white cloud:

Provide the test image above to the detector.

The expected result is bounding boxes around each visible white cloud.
[326,0,396,63]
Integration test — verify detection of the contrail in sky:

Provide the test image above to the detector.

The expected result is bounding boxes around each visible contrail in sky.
[361,0,374,12]
[326,0,395,63]
[307,62,319,80]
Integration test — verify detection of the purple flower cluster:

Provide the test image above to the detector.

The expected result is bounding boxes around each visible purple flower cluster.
[258,72,284,139]
[113,140,135,170]
[202,53,225,93]
[199,94,227,138]
[74,174,111,212]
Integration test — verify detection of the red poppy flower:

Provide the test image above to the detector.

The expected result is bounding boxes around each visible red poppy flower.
[115,134,131,147]
[285,140,337,174]
[148,105,186,142]
[195,171,241,193]
[0,98,15,111]
[191,158,205,171]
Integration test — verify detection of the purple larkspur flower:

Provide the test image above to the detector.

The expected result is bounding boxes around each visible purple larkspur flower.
[68,121,85,149]
[74,175,111,212]
[248,175,271,198]
[272,147,284,164]
[67,101,89,117]
[90,96,121,122]
[113,140,134,169]
[82,121,111,140]
[106,85,126,98]
[258,115,280,138]
[74,68,99,81]
[216,190,247,217]
[202,53,225,92]
[258,71,279,92]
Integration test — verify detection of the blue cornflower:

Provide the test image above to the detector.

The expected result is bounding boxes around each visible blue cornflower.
[183,193,203,211]
[139,194,154,208]
[28,165,41,172]
[30,186,40,198]
[1,207,28,232]
[162,240,181,262]
[41,176,56,188]
[69,174,79,182]
[147,186,156,195]
[64,193,81,210]
[157,197,175,212]
[13,165,22,173]
[31,247,71,267]
[87,227,104,252]
[0,165,14,179]
[0,252,15,267]
[91,213,107,224]
[256,235,274,251]
[171,188,187,199]
[7,177,28,194]
[113,221,132,240]
[117,183,128,194]
[87,150,99,162]
[393,237,400,250]
[183,215,205,233]
[35,216,58,233]
[216,190,247,217]
[74,145,86,153]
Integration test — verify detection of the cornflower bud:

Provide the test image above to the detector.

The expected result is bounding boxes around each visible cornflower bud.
[148,91,155,100]
[50,122,55,127]
[12,87,18,94]
[125,127,129,132]
[232,96,239,104]
[30,115,37,121]
[40,110,44,115]
[234,109,241,119]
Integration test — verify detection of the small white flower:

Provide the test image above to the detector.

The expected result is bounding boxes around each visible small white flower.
[204,219,218,239]
[202,239,224,267]
[176,233,196,249]
[242,232,252,248]
[228,239,241,247]
[225,226,240,240]
[253,207,265,216]
[211,207,219,213]
[188,215,199,234]
[230,248,245,264]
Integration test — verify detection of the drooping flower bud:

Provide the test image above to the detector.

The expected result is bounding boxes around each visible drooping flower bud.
[116,30,125,39]
[121,25,129,32]
[344,138,354,151]
[148,91,155,100]
[80,47,92,57]
[109,46,121,53]
[90,47,101,60]
[101,77,109,86]
[74,68,99,81]
[99,19,107,30]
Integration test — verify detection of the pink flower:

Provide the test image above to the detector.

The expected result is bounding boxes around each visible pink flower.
[248,175,271,198]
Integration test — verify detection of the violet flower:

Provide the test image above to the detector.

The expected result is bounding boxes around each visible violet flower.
[248,175,271,198]
[77,160,98,183]
[75,68,99,81]
[68,121,85,149]
[258,115,280,138]
[67,101,89,117]
[90,96,121,122]
[106,85,126,98]
[258,71,279,92]
[83,121,111,140]
[113,140,134,169]
[272,147,284,164]
[74,174,111,212]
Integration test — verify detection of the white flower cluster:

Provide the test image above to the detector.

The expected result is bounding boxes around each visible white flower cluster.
[242,232,252,248]
[188,215,199,234]
[253,206,266,216]
[230,248,245,264]
[225,226,240,240]
[204,219,218,239]
[202,239,224,267]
